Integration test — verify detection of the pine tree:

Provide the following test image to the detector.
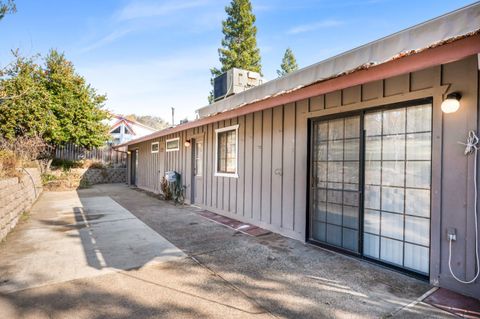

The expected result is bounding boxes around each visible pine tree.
[277,48,299,77]
[209,0,261,103]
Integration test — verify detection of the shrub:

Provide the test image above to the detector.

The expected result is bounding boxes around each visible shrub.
[0,136,48,160]
[41,173,58,185]
[51,158,83,171]
[160,177,172,200]
[50,159,107,170]
[88,161,105,169]
[0,149,20,179]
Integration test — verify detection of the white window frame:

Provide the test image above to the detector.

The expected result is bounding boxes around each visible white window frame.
[151,142,159,153]
[214,124,239,178]
[165,137,180,152]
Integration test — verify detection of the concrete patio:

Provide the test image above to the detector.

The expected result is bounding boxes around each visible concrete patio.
[0,184,456,318]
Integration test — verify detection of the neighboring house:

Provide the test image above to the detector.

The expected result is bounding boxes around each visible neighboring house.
[107,115,157,145]
[117,4,480,298]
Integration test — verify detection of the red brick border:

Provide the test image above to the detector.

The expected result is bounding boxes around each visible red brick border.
[197,211,271,237]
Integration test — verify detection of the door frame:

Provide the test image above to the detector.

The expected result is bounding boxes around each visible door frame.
[307,110,364,258]
[190,133,205,205]
[130,148,138,186]
[306,97,433,279]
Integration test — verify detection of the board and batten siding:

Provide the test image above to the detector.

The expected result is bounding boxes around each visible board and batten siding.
[128,55,479,298]
[128,101,309,240]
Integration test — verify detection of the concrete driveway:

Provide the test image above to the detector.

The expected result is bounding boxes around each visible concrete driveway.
[0,184,454,318]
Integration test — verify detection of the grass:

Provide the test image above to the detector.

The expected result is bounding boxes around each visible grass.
[20,211,30,222]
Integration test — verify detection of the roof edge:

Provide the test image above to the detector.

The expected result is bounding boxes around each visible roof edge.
[196,2,480,118]
[115,33,480,149]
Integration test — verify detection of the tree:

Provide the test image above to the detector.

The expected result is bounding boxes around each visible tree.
[209,0,261,103]
[277,48,298,77]
[0,0,15,21]
[0,50,110,157]
[43,50,109,149]
[125,114,169,130]
[0,51,55,141]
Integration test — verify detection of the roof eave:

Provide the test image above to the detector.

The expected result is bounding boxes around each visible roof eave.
[115,33,480,149]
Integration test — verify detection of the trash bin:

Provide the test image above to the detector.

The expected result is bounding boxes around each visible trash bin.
[165,171,179,183]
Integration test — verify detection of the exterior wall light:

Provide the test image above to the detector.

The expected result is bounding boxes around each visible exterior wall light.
[441,92,462,113]
[184,139,191,147]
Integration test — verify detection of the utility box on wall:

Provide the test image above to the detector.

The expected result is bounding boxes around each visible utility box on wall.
[213,68,263,101]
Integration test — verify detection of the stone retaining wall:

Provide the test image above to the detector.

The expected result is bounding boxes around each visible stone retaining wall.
[79,168,126,184]
[45,168,126,190]
[0,168,42,241]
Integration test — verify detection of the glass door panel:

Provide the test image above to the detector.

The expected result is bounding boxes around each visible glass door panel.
[311,115,360,253]
[363,104,431,275]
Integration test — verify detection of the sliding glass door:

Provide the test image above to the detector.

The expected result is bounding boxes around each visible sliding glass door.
[310,102,432,275]
[363,104,431,274]
[311,115,361,253]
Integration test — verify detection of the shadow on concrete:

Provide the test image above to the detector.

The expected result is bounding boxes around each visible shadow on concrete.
[38,200,183,271]
[0,185,184,295]
[0,278,207,319]
[89,184,441,319]
[0,184,444,318]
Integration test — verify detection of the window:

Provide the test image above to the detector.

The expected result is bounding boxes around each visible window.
[166,138,180,152]
[125,126,133,135]
[215,125,239,177]
[111,126,121,134]
[151,142,159,153]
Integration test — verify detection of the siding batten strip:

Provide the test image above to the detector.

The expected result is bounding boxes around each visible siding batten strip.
[293,102,297,230]
[260,111,264,221]
[252,111,262,221]
[261,109,272,224]
[270,110,273,224]
[271,105,283,227]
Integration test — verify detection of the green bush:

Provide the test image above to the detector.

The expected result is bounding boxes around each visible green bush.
[41,173,58,185]
[51,158,83,171]
[51,158,107,170]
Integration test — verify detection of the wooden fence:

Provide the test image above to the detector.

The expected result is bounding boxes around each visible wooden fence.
[55,144,127,167]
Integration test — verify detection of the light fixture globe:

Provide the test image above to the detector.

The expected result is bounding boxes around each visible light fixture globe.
[184,140,191,147]
[441,92,461,113]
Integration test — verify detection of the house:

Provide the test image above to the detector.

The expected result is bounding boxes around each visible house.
[107,114,157,145]
[117,3,480,298]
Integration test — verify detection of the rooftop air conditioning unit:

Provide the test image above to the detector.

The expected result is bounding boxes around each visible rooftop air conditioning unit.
[213,68,263,101]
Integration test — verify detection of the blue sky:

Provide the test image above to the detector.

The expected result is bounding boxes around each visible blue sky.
[0,0,475,123]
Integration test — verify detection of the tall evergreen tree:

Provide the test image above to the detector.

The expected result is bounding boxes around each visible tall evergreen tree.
[209,0,261,103]
[277,48,299,77]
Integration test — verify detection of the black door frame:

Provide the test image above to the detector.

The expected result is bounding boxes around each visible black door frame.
[130,149,138,186]
[306,97,433,279]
